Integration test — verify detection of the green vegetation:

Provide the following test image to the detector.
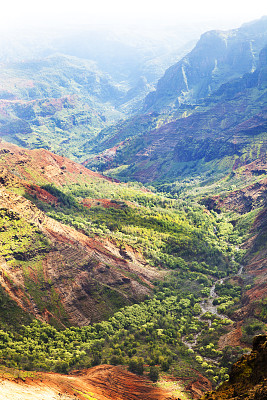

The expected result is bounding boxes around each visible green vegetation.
[0,176,262,387]
[36,181,238,273]
[0,23,266,399]
[0,208,71,330]
[0,208,49,261]
[89,48,267,187]
[0,285,33,332]
[0,272,246,383]
[241,319,267,344]
[83,113,161,160]
[0,156,265,388]
[0,54,127,161]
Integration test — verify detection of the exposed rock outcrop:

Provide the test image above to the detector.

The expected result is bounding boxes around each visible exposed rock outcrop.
[144,18,267,112]
[202,335,267,399]
[0,185,161,326]
[203,176,267,215]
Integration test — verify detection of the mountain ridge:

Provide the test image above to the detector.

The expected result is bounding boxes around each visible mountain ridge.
[0,141,163,328]
[143,16,267,113]
[95,43,267,185]
[202,335,267,399]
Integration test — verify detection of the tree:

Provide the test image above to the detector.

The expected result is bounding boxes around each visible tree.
[149,366,159,382]
[128,357,144,375]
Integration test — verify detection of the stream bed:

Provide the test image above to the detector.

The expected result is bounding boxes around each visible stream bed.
[181,265,244,363]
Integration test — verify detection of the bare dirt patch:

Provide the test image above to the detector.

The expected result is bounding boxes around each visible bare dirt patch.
[0,366,178,400]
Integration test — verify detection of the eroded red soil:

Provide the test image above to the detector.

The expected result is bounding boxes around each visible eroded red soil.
[0,365,178,400]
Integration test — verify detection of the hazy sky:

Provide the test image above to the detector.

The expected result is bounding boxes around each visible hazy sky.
[1,0,267,31]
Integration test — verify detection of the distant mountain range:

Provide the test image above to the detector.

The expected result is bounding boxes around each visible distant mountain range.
[0,54,127,159]
[144,16,267,112]
[85,18,267,187]
[1,19,266,177]
[0,25,203,160]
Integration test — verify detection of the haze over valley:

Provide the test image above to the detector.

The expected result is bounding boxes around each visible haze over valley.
[0,2,266,399]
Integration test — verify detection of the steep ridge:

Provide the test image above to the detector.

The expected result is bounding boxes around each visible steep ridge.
[200,171,267,350]
[0,139,108,186]
[143,17,267,112]
[0,141,163,328]
[79,18,267,164]
[202,335,267,399]
[0,186,157,327]
[238,205,267,325]
[82,112,161,158]
[0,25,201,160]
[100,44,267,184]
[203,177,267,215]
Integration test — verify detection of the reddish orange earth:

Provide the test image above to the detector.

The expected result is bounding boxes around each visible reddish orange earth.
[0,365,179,400]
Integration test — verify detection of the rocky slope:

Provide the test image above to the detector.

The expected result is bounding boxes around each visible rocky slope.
[0,186,158,327]
[99,43,267,184]
[200,169,267,350]
[0,141,163,328]
[0,365,176,400]
[203,176,267,215]
[0,140,108,186]
[202,335,267,399]
[143,17,267,112]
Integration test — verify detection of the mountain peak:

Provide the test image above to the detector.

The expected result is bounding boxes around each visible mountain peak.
[143,17,267,113]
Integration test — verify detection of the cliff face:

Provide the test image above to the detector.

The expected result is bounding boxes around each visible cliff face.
[143,17,267,112]
[201,170,267,351]
[203,176,267,215]
[202,335,267,399]
[102,44,267,184]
